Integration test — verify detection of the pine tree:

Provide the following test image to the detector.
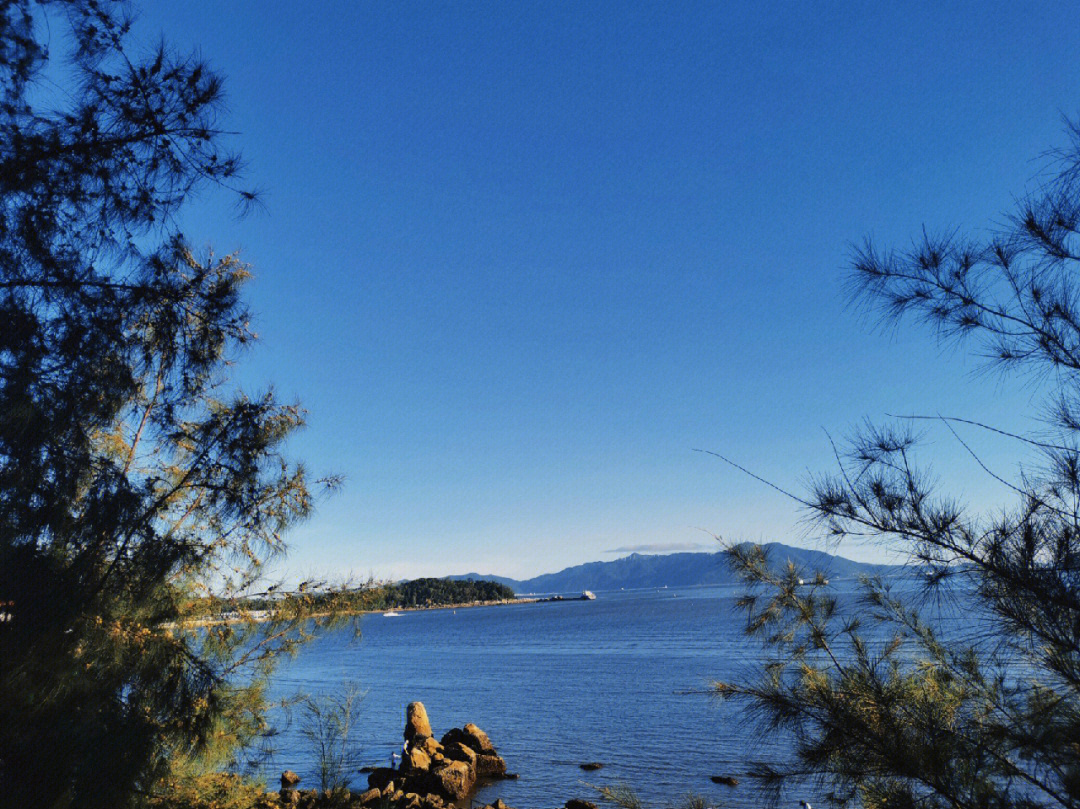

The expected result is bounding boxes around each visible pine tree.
[719,124,1080,809]
[0,3,333,805]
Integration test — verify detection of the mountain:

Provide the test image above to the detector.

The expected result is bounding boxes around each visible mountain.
[443,572,520,589]
[447,542,903,594]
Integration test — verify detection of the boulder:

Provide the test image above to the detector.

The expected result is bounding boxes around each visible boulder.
[280,771,301,789]
[439,727,469,750]
[429,760,475,801]
[443,741,477,766]
[405,701,433,743]
[710,775,739,786]
[441,724,495,756]
[368,768,396,792]
[475,753,507,777]
[278,790,298,807]
[566,801,598,809]
[357,788,382,805]
[421,735,443,756]
[463,723,496,753]
[579,762,603,771]
[492,800,512,809]
[404,746,432,773]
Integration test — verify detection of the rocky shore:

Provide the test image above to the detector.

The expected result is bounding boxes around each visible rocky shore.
[264,701,601,809]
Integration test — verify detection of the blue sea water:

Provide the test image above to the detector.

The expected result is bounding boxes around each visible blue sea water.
[252,580,971,809]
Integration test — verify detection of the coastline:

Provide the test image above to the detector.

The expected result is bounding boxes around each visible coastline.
[170,596,541,628]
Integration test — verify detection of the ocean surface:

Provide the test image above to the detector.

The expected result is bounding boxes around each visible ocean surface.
[251,579,970,809]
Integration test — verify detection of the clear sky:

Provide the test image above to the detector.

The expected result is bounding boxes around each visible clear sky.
[125,2,1080,581]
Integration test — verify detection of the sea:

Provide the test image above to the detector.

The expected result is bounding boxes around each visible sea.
[249,578,973,809]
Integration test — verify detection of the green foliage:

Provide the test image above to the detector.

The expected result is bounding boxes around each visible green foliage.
[219,578,515,617]
[146,773,276,809]
[380,578,516,609]
[295,683,366,793]
[718,124,1080,809]
[0,3,338,806]
[594,783,645,809]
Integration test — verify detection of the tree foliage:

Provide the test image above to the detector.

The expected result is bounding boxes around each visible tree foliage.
[223,578,515,616]
[295,683,366,794]
[381,578,516,609]
[718,124,1080,809]
[0,3,334,806]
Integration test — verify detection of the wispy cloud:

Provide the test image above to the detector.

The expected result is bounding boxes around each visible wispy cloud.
[605,542,714,554]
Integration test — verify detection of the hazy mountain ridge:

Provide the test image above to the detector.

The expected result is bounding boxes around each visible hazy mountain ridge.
[448,542,904,593]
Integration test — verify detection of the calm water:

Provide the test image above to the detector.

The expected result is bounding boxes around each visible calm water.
[253,580,969,809]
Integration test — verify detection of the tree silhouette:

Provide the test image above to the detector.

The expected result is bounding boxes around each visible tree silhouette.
[0,3,333,805]
[719,122,1080,809]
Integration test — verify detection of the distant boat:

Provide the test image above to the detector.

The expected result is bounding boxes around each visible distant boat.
[383,610,402,617]
[581,591,596,601]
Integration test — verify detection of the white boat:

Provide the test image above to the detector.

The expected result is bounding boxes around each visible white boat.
[383,610,402,617]
[581,590,596,600]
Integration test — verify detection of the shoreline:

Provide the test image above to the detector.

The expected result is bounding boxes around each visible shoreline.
[171,596,541,628]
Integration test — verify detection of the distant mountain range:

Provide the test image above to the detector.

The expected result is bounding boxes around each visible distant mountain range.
[447,542,904,594]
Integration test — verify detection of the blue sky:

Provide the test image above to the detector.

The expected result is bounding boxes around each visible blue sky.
[127,2,1079,581]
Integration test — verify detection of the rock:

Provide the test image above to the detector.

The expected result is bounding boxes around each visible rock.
[382,783,396,798]
[405,701,433,743]
[421,793,446,809]
[492,800,512,809]
[368,768,396,792]
[566,801,598,809]
[441,724,495,756]
[404,792,422,809]
[463,723,496,753]
[710,775,739,786]
[357,788,382,805]
[579,762,603,771]
[439,727,470,750]
[421,735,443,756]
[475,753,507,777]
[443,741,477,766]
[404,746,432,773]
[429,760,475,801]
[504,772,520,779]
[359,766,378,773]
[280,771,301,789]
[279,790,298,807]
